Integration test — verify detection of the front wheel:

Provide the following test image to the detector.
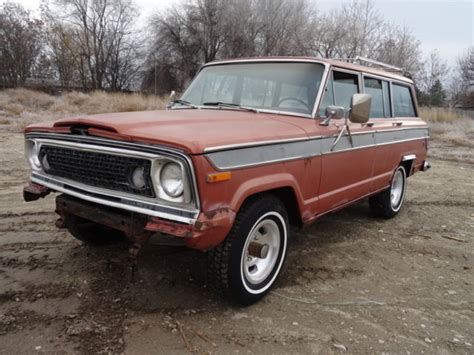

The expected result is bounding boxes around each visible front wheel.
[369,165,407,218]
[207,196,289,305]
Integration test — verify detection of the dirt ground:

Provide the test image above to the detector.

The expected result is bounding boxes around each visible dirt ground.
[0,129,473,354]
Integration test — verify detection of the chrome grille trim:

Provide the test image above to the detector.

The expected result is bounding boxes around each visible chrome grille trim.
[39,144,155,198]
[25,133,200,224]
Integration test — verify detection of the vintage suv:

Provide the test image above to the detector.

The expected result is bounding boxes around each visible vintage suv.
[23,57,430,305]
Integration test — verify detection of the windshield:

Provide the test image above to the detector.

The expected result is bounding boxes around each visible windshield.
[180,62,325,116]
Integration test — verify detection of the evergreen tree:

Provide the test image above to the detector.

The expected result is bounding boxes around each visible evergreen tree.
[429,79,446,107]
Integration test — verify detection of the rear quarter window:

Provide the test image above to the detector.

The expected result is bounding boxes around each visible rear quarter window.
[392,84,416,117]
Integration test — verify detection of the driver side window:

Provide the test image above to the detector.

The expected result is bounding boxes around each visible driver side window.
[319,70,360,117]
[333,71,359,108]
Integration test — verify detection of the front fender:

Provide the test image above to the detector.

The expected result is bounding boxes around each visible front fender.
[229,172,304,214]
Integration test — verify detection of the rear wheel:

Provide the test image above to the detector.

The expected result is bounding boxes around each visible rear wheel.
[207,196,289,305]
[64,215,127,246]
[369,166,407,218]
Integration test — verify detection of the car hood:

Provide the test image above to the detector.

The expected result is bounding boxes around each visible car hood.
[26,109,309,154]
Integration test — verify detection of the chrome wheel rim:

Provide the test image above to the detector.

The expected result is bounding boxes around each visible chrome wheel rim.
[242,219,280,285]
[391,170,404,208]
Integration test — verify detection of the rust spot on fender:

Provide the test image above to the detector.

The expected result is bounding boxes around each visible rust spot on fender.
[203,208,231,221]
[145,207,235,240]
[196,208,235,232]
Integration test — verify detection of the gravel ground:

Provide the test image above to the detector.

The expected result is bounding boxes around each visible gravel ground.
[0,130,473,354]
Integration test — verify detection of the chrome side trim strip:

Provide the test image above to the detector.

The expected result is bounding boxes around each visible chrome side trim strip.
[204,136,318,153]
[205,126,428,153]
[206,139,322,170]
[206,127,428,170]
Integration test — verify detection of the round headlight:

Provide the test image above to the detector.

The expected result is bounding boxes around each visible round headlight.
[131,166,146,189]
[26,141,42,171]
[160,162,184,197]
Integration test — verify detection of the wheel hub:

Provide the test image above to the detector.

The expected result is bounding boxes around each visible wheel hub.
[242,219,280,285]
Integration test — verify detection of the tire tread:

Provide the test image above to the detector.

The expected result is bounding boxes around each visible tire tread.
[207,195,287,304]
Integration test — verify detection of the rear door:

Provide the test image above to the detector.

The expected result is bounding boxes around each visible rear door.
[370,81,423,191]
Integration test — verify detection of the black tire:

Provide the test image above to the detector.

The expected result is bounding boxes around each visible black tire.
[207,195,289,305]
[369,165,407,219]
[64,215,128,246]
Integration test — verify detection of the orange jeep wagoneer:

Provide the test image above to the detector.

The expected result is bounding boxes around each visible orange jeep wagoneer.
[23,57,430,304]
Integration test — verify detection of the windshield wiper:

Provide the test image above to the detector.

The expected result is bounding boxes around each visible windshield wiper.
[168,99,198,109]
[202,102,259,113]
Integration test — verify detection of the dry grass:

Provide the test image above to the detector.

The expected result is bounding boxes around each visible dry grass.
[418,106,473,146]
[419,107,474,163]
[0,88,167,132]
[419,106,471,123]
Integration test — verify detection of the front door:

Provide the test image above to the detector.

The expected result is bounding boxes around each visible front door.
[317,69,376,212]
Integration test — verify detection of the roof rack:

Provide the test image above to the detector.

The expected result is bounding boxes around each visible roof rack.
[333,56,404,73]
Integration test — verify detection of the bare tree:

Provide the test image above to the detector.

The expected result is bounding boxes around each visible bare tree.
[416,50,448,94]
[253,0,315,56]
[336,0,385,58]
[148,6,202,90]
[45,0,141,91]
[311,0,422,77]
[142,0,427,94]
[312,0,384,59]
[373,25,422,76]
[0,2,44,88]
[449,47,474,108]
[220,0,260,58]
[43,21,80,88]
[144,0,316,92]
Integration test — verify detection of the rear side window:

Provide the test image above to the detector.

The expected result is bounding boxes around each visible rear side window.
[364,78,384,118]
[363,77,392,118]
[392,84,416,117]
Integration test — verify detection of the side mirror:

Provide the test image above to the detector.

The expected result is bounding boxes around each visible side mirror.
[325,105,345,120]
[320,105,346,126]
[349,93,371,124]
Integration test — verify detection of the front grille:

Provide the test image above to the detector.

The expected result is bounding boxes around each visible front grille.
[39,145,155,197]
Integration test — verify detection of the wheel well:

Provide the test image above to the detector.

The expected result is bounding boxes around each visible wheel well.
[240,187,302,227]
[400,159,415,177]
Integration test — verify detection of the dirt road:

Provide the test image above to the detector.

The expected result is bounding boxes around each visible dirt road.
[1,131,473,354]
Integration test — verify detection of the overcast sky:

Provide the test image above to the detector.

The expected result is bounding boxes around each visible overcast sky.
[4,0,473,66]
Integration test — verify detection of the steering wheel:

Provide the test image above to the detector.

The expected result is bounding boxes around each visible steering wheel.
[278,97,310,111]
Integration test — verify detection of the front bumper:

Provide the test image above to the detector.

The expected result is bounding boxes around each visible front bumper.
[31,172,198,224]
[24,183,235,251]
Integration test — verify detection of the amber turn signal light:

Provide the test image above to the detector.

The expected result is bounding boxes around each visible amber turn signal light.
[207,171,231,183]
